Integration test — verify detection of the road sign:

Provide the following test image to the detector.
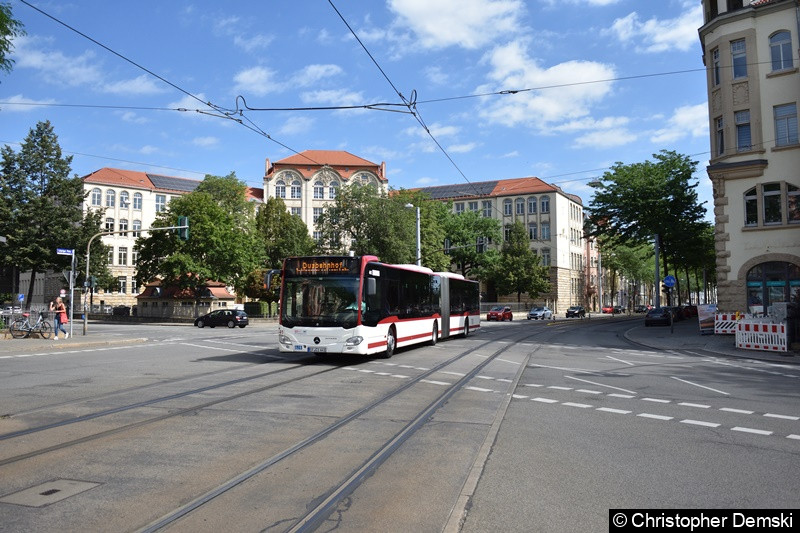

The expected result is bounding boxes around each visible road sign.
[663,275,676,288]
[17,293,24,302]
[57,248,74,256]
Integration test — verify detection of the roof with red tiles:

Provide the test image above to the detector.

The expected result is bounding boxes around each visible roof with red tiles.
[411,176,565,201]
[266,150,387,182]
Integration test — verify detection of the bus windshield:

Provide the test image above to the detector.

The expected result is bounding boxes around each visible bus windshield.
[281,276,360,329]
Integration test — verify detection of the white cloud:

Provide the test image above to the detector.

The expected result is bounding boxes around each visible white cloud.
[233,66,281,96]
[139,145,160,155]
[606,2,703,53]
[477,40,616,129]
[388,0,525,49]
[292,64,343,87]
[192,136,219,148]
[0,94,57,112]
[103,74,165,95]
[650,103,708,144]
[234,34,274,52]
[118,111,149,124]
[278,116,315,136]
[573,128,637,149]
[448,142,478,153]
[300,89,364,108]
[12,35,103,87]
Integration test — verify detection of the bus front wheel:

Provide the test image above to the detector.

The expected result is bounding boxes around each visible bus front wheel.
[383,327,397,358]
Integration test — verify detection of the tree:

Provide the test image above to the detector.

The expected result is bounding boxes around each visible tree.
[256,196,316,269]
[134,173,264,296]
[0,2,25,78]
[0,121,89,306]
[441,208,501,277]
[491,221,550,303]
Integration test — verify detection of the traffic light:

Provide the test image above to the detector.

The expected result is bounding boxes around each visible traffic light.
[444,238,451,255]
[177,216,189,241]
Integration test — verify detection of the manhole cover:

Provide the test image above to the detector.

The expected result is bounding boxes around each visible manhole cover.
[0,479,101,507]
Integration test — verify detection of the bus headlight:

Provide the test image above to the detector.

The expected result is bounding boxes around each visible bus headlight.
[279,333,292,347]
[345,336,364,346]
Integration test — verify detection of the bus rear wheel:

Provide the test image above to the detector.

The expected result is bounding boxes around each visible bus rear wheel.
[430,322,438,346]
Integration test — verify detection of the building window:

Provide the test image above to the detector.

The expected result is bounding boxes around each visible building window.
[770,31,793,72]
[132,219,141,238]
[290,180,302,199]
[469,201,478,212]
[528,196,537,214]
[119,191,129,208]
[105,218,114,232]
[540,196,550,213]
[275,180,286,199]
[107,249,114,265]
[515,198,525,215]
[118,247,128,266]
[131,278,137,295]
[763,183,782,225]
[118,276,127,294]
[788,185,800,224]
[541,222,550,240]
[290,207,301,216]
[155,194,166,212]
[731,39,747,79]
[133,193,142,210]
[329,181,339,199]
[91,188,102,206]
[503,199,512,216]
[313,207,323,223]
[132,249,139,265]
[712,48,720,86]
[746,261,800,314]
[482,200,492,218]
[744,187,758,226]
[105,189,115,207]
[775,104,798,147]
[503,225,511,241]
[735,110,751,152]
[715,116,725,156]
[313,231,322,243]
[541,248,551,267]
[528,222,538,240]
[313,181,324,199]
[119,218,128,236]
[455,202,465,214]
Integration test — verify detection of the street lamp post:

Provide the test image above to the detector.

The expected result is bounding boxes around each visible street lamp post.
[404,203,421,266]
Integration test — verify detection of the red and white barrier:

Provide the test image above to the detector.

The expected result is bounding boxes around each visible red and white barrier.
[715,313,744,335]
[736,321,788,352]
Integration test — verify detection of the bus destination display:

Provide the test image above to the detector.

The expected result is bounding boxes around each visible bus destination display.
[285,257,360,277]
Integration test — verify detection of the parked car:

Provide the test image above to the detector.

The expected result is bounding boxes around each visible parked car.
[487,305,513,321]
[565,306,585,318]
[633,305,649,313]
[644,307,672,327]
[527,306,553,320]
[194,309,249,328]
[601,305,614,314]
[681,305,698,317]
[1,305,21,315]
[112,305,130,316]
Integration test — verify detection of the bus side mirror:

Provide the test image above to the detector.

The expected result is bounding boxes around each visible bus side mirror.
[366,277,376,296]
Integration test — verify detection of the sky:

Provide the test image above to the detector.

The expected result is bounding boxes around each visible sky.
[1,0,713,219]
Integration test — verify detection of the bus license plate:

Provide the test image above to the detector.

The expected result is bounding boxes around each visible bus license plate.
[307,346,327,353]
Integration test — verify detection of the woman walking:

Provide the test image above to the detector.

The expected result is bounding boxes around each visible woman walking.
[49,297,69,340]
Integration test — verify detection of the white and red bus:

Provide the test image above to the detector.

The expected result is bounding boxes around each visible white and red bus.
[271,255,480,357]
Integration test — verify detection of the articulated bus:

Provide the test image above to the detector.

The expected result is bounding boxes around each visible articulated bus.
[272,255,480,357]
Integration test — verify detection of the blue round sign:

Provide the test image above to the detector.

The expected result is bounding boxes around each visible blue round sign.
[663,275,676,288]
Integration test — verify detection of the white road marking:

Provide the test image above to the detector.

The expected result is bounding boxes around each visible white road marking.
[421,380,450,386]
[576,389,603,395]
[681,419,720,428]
[720,408,754,414]
[606,356,635,366]
[529,364,595,374]
[466,386,494,393]
[671,376,730,395]
[642,398,671,404]
[547,386,572,391]
[679,402,711,409]
[787,435,800,440]
[565,375,638,395]
[731,427,772,436]
[764,413,800,421]
[563,402,593,408]
[532,397,559,404]
[596,407,631,414]
[609,393,636,399]
[638,413,673,421]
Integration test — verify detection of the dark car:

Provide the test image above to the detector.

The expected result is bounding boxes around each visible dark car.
[487,305,513,321]
[194,309,249,328]
[634,305,649,313]
[566,305,585,318]
[644,307,672,327]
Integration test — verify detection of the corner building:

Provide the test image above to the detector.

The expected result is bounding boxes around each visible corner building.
[699,0,800,313]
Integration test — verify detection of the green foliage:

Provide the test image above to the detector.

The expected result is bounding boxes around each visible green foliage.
[0,2,25,77]
[491,221,550,302]
[256,196,315,269]
[441,208,502,277]
[134,173,264,296]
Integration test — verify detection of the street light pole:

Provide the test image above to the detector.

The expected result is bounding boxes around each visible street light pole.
[405,203,421,266]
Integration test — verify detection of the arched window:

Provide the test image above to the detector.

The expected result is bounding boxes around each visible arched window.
[133,193,143,210]
[541,222,550,240]
[515,198,525,215]
[770,31,793,71]
[540,195,550,213]
[329,181,339,199]
[528,222,538,240]
[290,180,302,199]
[528,196,537,214]
[105,218,114,231]
[503,199,512,216]
[119,191,130,208]
[106,189,115,207]
[132,219,142,237]
[91,188,102,206]
[313,181,324,199]
[746,261,800,314]
[119,218,128,236]
[275,180,286,199]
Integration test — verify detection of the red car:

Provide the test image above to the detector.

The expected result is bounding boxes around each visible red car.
[487,305,513,321]
[601,305,614,314]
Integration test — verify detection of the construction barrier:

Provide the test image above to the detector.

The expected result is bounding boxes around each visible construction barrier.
[714,312,745,335]
[735,320,788,352]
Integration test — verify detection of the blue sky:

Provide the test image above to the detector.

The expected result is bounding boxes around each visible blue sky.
[1,0,712,218]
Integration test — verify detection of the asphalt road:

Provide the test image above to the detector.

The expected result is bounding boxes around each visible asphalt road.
[0,319,797,532]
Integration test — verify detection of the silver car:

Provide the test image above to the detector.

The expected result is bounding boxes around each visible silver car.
[527,306,553,320]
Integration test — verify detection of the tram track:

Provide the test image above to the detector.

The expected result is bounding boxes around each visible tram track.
[137,324,570,532]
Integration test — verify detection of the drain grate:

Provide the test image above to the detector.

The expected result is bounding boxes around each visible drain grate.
[0,479,101,507]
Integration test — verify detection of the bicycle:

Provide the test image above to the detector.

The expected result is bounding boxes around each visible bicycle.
[10,311,52,339]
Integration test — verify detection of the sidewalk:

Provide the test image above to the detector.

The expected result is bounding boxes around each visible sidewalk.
[0,330,148,354]
[623,316,799,363]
